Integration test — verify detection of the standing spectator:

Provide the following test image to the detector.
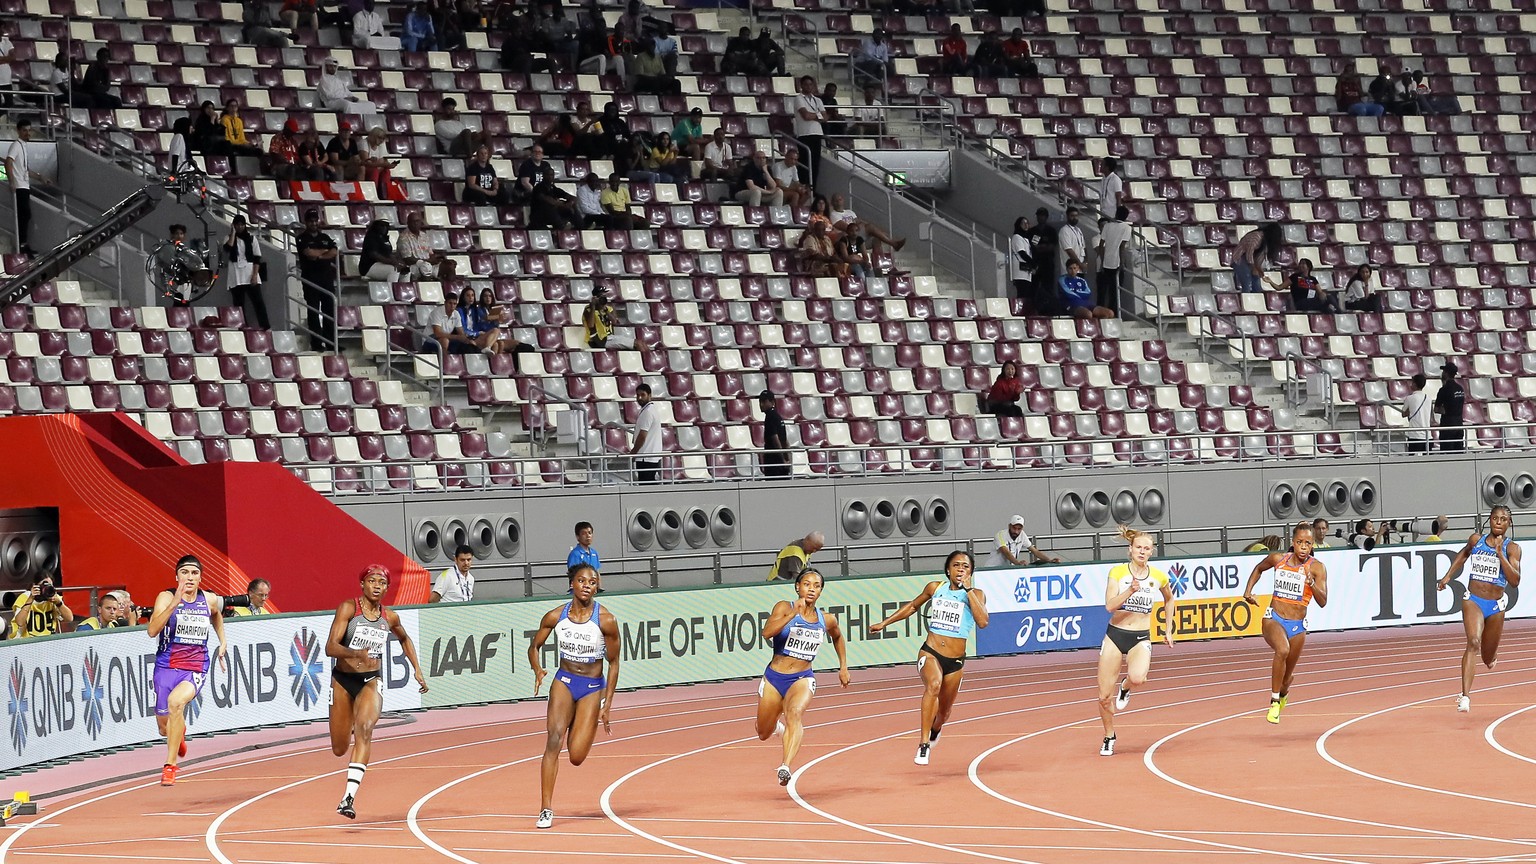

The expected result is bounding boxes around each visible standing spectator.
[224,216,270,329]
[1343,263,1381,312]
[982,360,1025,417]
[852,29,892,88]
[985,515,1061,567]
[734,151,783,206]
[567,521,601,576]
[397,212,456,280]
[420,291,478,354]
[849,85,885,137]
[295,209,339,351]
[1056,205,1086,275]
[821,82,845,139]
[792,76,826,189]
[359,218,407,280]
[754,27,786,76]
[1335,59,1383,116]
[156,223,200,307]
[266,119,304,179]
[434,97,485,156]
[297,128,338,180]
[224,579,272,616]
[325,123,363,180]
[430,545,476,602]
[315,57,379,122]
[1402,373,1432,453]
[1001,28,1037,77]
[672,107,705,161]
[1098,157,1125,213]
[1096,205,1132,316]
[630,382,663,483]
[759,390,790,477]
[1008,215,1036,303]
[528,165,578,230]
[939,24,969,75]
[243,0,290,48]
[1027,206,1058,310]
[1059,260,1113,319]
[1434,362,1465,452]
[701,127,736,182]
[9,575,71,637]
[401,2,438,52]
[463,145,509,205]
[1233,222,1284,293]
[281,0,320,32]
[600,172,638,230]
[575,172,606,228]
[720,26,760,76]
[358,127,399,195]
[6,119,35,255]
[352,0,390,48]
[766,532,824,582]
[772,148,808,209]
[81,47,122,109]
[1287,258,1333,312]
[76,593,130,631]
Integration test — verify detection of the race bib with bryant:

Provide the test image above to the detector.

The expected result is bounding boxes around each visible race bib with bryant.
[929,596,966,632]
[174,615,210,644]
[782,625,824,660]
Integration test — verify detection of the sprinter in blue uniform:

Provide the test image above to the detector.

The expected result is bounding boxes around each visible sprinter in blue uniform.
[1437,506,1522,713]
[871,550,989,766]
[756,568,850,788]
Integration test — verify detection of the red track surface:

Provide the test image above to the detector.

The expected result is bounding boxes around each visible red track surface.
[3,623,1532,864]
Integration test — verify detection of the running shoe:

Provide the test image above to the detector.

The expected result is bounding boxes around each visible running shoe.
[1267,699,1283,724]
[1278,695,1288,710]
[1099,735,1116,757]
[1456,695,1470,713]
[928,726,941,746]
[337,795,356,820]
[914,743,931,765]
[774,720,785,738]
[776,765,792,786]
[160,763,177,786]
[536,809,554,829]
[1115,680,1131,711]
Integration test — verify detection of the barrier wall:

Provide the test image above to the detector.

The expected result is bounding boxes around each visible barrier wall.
[1,540,1514,773]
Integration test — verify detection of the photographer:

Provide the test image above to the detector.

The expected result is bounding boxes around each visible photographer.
[9,574,72,638]
[225,579,272,617]
[582,287,650,351]
[76,592,133,631]
[1348,518,1393,550]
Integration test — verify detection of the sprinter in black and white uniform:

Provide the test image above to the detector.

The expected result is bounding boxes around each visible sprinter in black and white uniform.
[754,568,850,788]
[528,564,620,830]
[324,564,429,819]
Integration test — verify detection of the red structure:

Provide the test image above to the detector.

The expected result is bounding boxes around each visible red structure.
[0,413,428,611]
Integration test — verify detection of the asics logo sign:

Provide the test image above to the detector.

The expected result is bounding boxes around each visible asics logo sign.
[1015,614,1083,647]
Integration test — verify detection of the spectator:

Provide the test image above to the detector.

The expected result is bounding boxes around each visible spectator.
[721,26,761,76]
[940,24,969,76]
[297,128,339,180]
[1008,215,1036,303]
[600,172,639,230]
[528,165,578,230]
[266,119,304,179]
[538,114,579,157]
[351,0,392,48]
[653,24,679,77]
[1287,258,1333,312]
[316,57,379,121]
[538,2,580,71]
[224,579,272,616]
[295,209,339,351]
[463,145,509,205]
[985,515,1061,567]
[630,42,677,94]
[630,382,663,483]
[1402,372,1431,453]
[450,285,498,352]
[359,218,407,280]
[6,119,34,256]
[575,172,607,228]
[570,100,603,155]
[1057,205,1086,275]
[792,75,826,188]
[76,593,129,630]
[497,11,535,73]
[243,0,290,48]
[672,107,705,161]
[734,151,783,207]
[852,29,892,88]
[849,85,885,137]
[434,97,486,156]
[576,7,625,78]
[767,532,824,582]
[821,82,845,139]
[420,292,478,354]
[583,285,649,350]
[972,32,1006,77]
[594,102,635,171]
[1343,263,1381,312]
[223,216,270,329]
[567,521,602,576]
[1001,28,1037,77]
[168,117,198,173]
[1311,518,1333,548]
[401,2,438,51]
[1434,361,1464,452]
[834,229,870,280]
[1335,59,1383,116]
[436,2,466,50]
[701,127,736,183]
[1098,157,1124,213]
[281,0,320,32]
[983,360,1025,417]
[192,100,223,153]
[759,390,790,477]
[430,545,476,602]
[613,0,646,45]
[325,123,363,180]
[1060,260,1113,319]
[513,143,548,203]
[9,575,71,637]
[110,590,143,625]
[1028,206,1058,309]
[44,53,76,106]
[795,219,841,276]
[397,212,457,280]
[755,27,786,76]
[640,131,688,183]
[81,47,122,109]
[772,148,808,209]
[828,193,905,254]
[1350,519,1391,549]
[1243,534,1285,553]
[1096,205,1132,316]
[358,127,399,195]
[156,223,201,307]
[476,286,532,363]
[1233,222,1284,293]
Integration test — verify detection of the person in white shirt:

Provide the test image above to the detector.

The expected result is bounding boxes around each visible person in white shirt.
[792,75,826,189]
[1098,157,1124,213]
[0,32,14,109]
[1402,372,1432,453]
[771,148,807,209]
[1008,215,1034,301]
[575,172,606,227]
[701,127,735,182]
[1057,205,1086,275]
[316,58,379,121]
[430,545,476,602]
[6,119,35,255]
[1095,205,1132,317]
[420,293,478,354]
[985,516,1061,568]
[849,84,884,137]
[630,382,663,483]
[827,192,905,255]
[351,0,397,49]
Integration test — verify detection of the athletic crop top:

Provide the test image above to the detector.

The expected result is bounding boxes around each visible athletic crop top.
[555,602,606,664]
[1270,553,1315,606]
[928,583,976,639]
[772,609,826,661]
[1468,535,1512,589]
[1110,564,1169,615]
[156,592,212,671]
[344,599,391,659]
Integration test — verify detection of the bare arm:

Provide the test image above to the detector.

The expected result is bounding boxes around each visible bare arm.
[1309,560,1329,608]
[1243,553,1280,605]
[145,590,177,638]
[1499,540,1522,587]
[527,607,561,694]
[1437,534,1480,589]
[1159,581,1176,646]
[386,610,429,692]
[208,594,228,671]
[599,607,620,731]
[825,612,850,687]
[966,587,989,630]
[325,600,363,660]
[761,599,800,640]
[1105,574,1139,611]
[870,581,938,632]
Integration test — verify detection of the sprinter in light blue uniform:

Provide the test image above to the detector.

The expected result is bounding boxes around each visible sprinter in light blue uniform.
[871,550,989,766]
[1437,506,1522,713]
[756,568,850,788]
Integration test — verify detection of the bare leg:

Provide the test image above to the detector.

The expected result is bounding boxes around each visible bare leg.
[1459,600,1485,697]
[755,677,786,740]
[779,678,815,768]
[539,680,577,811]
[329,684,355,757]
[1096,638,1125,738]
[1260,617,1291,694]
[164,682,197,766]
[1280,632,1307,694]
[1482,610,1506,670]
[349,683,382,765]
[932,670,964,735]
[563,690,604,766]
[917,651,945,745]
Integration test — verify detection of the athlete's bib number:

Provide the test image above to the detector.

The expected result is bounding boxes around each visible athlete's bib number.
[1121,580,1155,614]
[1272,570,1307,602]
[174,615,210,644]
[782,625,824,660]
[557,622,604,662]
[930,596,966,633]
[1469,553,1502,584]
[349,626,388,658]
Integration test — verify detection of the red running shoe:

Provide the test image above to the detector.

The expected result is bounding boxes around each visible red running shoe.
[160,763,177,786]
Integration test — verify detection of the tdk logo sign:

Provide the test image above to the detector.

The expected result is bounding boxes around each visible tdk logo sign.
[1013,573,1083,604]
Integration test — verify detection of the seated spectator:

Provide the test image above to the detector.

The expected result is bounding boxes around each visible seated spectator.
[401,2,438,51]
[986,515,1062,567]
[513,143,548,203]
[9,576,71,637]
[359,218,407,280]
[267,118,306,179]
[983,359,1025,417]
[463,145,510,205]
[575,172,607,228]
[167,117,198,172]
[497,11,535,73]
[600,172,638,230]
[297,128,339,180]
[76,592,131,630]
[641,131,688,182]
[537,113,580,157]
[1001,28,1037,77]
[630,42,678,94]
[191,100,223,153]
[593,102,635,171]
[720,26,761,76]
[1334,59,1383,116]
[420,291,480,354]
[80,46,122,109]
[571,100,603,155]
[528,165,578,230]
[672,107,705,161]
[1288,258,1334,312]
[352,0,388,48]
[852,29,892,88]
[576,7,625,77]
[397,212,457,280]
[1343,263,1382,312]
[849,85,885,137]
[653,24,680,78]
[972,32,1006,77]
[222,579,271,616]
[828,193,905,254]
[834,230,869,280]
[614,0,647,46]
[450,286,498,352]
[437,3,466,50]
[734,151,784,206]
[242,0,290,48]
[357,126,399,194]
[583,286,649,350]
[806,194,833,234]
[434,97,486,156]
[795,219,843,276]
[755,28,785,76]
[280,0,320,32]
[772,148,808,209]
[1059,260,1114,319]
[537,2,580,71]
[325,123,363,180]
[701,127,737,182]
[316,57,379,120]
[939,24,969,76]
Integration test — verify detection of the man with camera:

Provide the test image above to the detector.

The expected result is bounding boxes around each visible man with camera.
[225,579,273,616]
[9,574,72,638]
[582,287,650,351]
[77,592,134,631]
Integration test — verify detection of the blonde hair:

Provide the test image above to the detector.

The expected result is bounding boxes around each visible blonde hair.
[1117,525,1153,546]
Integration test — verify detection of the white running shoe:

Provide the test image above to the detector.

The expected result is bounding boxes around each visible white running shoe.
[914,743,931,765]
[775,720,785,738]
[1114,680,1131,711]
[776,765,791,786]
[1099,735,1116,757]
[1456,695,1470,713]
[536,809,554,829]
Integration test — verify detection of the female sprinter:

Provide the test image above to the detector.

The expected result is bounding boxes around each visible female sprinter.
[1098,526,1175,756]
[146,555,229,786]
[1242,523,1328,724]
[325,564,429,818]
[870,550,989,766]
[755,568,850,787]
[528,564,620,829]
[1437,506,1522,712]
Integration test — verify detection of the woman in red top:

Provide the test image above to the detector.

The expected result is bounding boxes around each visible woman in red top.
[983,360,1025,418]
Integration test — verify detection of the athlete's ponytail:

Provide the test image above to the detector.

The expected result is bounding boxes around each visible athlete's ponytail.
[1117,525,1151,546]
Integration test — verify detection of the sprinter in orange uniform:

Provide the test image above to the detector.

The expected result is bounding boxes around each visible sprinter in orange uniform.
[1243,522,1329,724]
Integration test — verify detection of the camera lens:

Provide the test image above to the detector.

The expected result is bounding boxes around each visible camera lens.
[39,582,55,600]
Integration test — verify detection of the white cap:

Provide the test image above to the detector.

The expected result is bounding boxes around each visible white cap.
[1008,515,1025,527]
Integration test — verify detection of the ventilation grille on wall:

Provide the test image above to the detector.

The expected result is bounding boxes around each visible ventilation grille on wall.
[839,497,951,540]
[413,515,522,563]
[1267,479,1374,519]
[1055,488,1166,528]
[628,506,738,553]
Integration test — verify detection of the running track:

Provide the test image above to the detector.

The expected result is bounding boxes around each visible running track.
[3,623,1533,864]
